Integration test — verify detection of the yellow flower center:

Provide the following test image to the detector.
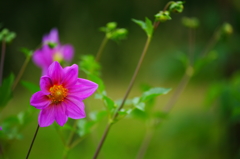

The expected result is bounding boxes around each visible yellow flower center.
[48,85,68,104]
[53,52,63,62]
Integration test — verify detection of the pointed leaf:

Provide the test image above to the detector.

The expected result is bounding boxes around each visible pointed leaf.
[140,87,171,102]
[145,17,153,37]
[21,80,40,93]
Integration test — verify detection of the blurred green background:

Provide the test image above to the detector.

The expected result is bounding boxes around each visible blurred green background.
[1,0,240,158]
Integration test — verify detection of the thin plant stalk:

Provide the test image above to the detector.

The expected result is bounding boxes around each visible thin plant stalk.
[12,54,32,91]
[135,27,196,159]
[62,121,77,159]
[95,36,109,62]
[93,36,152,159]
[0,40,6,86]
[26,124,40,159]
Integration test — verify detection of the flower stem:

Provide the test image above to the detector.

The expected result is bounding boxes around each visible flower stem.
[92,36,152,159]
[135,27,196,159]
[113,36,152,119]
[95,36,109,62]
[62,121,77,159]
[0,40,6,86]
[92,122,112,159]
[12,54,32,91]
[26,124,40,159]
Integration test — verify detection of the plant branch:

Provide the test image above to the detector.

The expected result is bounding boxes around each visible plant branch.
[135,26,196,159]
[95,36,109,62]
[93,36,152,159]
[12,54,32,91]
[92,122,112,159]
[26,124,40,159]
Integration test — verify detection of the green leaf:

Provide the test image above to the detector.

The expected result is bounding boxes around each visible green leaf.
[20,48,33,57]
[140,87,171,102]
[0,73,14,107]
[21,80,40,93]
[132,19,146,30]
[77,119,95,136]
[89,110,107,121]
[132,97,145,111]
[132,18,153,37]
[103,95,116,111]
[79,55,101,76]
[130,108,148,120]
[145,17,153,37]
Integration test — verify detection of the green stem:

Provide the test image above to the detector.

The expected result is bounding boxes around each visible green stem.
[26,124,40,159]
[163,67,192,112]
[0,40,6,86]
[201,27,220,57]
[92,36,152,159]
[113,36,152,119]
[95,36,109,62]
[12,54,32,91]
[69,135,87,149]
[135,27,195,159]
[62,121,77,159]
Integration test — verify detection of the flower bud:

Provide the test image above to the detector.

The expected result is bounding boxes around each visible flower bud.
[155,11,171,22]
[107,22,117,30]
[169,1,184,13]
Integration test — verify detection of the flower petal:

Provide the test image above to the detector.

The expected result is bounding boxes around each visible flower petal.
[42,28,59,44]
[68,78,98,100]
[32,46,52,68]
[38,105,55,127]
[47,61,63,85]
[32,45,55,75]
[62,44,74,61]
[64,98,86,119]
[62,64,78,87]
[40,76,53,94]
[54,103,68,126]
[30,91,51,109]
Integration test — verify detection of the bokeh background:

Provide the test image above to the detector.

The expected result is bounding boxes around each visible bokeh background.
[1,0,240,158]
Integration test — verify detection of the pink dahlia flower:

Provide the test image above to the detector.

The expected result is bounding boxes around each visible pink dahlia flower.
[30,61,98,127]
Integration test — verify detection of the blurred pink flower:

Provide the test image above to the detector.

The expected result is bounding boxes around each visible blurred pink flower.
[0,127,2,130]
[30,61,98,127]
[32,28,74,75]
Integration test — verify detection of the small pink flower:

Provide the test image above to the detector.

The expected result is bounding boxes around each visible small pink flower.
[30,61,98,127]
[32,28,74,75]
[0,127,2,130]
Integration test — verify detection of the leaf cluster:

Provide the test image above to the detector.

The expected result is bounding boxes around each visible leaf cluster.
[0,28,16,43]
[100,22,128,42]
